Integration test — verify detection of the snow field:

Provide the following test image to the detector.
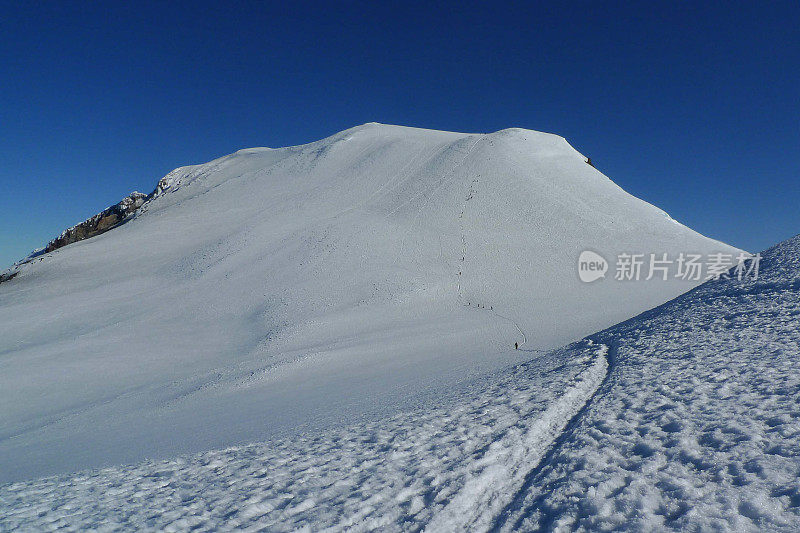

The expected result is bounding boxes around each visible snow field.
[1,343,608,531]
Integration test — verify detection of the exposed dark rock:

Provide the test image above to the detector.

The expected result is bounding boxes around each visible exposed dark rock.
[0,270,18,284]
[44,191,150,253]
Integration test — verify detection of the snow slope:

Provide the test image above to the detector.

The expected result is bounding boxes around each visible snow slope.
[495,236,800,532]
[0,123,737,482]
[0,341,610,531]
[1,236,794,532]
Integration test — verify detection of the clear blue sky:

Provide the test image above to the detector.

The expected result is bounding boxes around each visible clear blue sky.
[1,1,798,268]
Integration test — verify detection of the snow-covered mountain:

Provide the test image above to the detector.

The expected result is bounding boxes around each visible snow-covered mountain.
[0,123,737,484]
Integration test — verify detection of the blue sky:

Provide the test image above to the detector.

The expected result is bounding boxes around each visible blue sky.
[1,1,798,269]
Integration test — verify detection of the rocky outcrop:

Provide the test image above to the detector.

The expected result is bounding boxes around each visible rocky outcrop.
[0,270,18,284]
[38,162,189,255]
[44,191,149,253]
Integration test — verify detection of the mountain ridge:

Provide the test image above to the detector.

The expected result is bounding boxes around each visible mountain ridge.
[11,123,712,266]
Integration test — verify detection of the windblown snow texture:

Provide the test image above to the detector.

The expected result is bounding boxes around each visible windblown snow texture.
[495,236,800,532]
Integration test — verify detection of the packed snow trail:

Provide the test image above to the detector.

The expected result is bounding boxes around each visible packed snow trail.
[495,236,800,531]
[426,344,608,532]
[1,343,607,531]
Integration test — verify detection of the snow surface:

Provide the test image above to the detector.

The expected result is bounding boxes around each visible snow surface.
[2,235,797,531]
[494,235,800,532]
[1,123,738,489]
[0,342,609,531]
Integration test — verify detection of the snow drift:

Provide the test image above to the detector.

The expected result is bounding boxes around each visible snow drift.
[0,123,737,482]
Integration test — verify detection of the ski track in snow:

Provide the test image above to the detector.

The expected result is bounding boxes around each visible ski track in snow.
[426,344,608,532]
[0,343,609,532]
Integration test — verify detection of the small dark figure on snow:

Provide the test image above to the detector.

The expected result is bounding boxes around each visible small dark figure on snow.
[515,342,518,350]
